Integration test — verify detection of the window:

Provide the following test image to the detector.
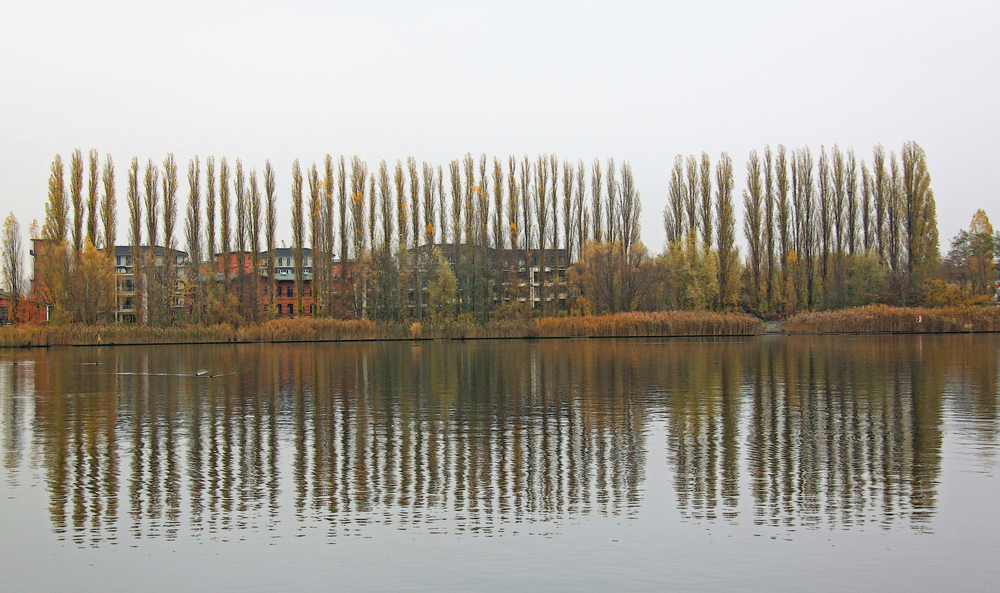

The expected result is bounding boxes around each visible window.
[288,304,294,316]
[276,304,283,315]
[287,286,294,297]
[277,287,283,297]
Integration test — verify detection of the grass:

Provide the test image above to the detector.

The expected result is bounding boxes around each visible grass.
[783,304,1000,334]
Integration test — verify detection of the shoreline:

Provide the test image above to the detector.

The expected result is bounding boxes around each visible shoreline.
[1,305,997,349]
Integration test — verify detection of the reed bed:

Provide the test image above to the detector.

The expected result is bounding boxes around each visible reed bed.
[783,305,1000,334]
[0,311,765,348]
[533,311,763,338]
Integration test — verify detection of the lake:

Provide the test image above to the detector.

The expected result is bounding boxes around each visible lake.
[1,335,998,592]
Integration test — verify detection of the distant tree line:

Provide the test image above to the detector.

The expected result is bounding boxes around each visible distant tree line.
[6,141,995,327]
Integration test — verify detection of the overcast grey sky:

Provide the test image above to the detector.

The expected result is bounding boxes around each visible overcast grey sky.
[2,0,998,253]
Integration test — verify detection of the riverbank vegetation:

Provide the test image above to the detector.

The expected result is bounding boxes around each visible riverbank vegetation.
[0,311,763,348]
[783,305,1000,334]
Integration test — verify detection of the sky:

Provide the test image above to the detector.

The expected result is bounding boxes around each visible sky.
[2,0,998,255]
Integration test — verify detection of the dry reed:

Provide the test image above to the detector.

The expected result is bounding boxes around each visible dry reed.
[783,305,1000,334]
[0,311,765,348]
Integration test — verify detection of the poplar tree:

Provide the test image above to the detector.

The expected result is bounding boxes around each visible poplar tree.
[775,145,790,310]
[378,160,393,253]
[832,145,846,255]
[450,160,462,245]
[845,149,858,255]
[817,147,832,291]
[218,157,231,279]
[291,159,304,316]
[323,155,336,312]
[44,155,67,243]
[87,149,99,247]
[715,152,737,309]
[338,155,348,270]
[264,160,277,318]
[127,158,142,320]
[423,161,436,246]
[308,162,321,315]
[477,154,490,248]
[685,155,699,239]
[902,141,938,291]
[861,162,873,253]
[574,161,585,260]
[205,157,216,267]
[249,170,262,320]
[437,165,447,249]
[235,159,247,260]
[590,159,602,243]
[143,159,160,321]
[872,145,888,263]
[700,153,713,252]
[493,157,505,250]
[796,148,817,308]
[368,177,376,260]
[887,152,902,273]
[605,158,617,244]
[549,153,559,252]
[521,156,533,252]
[70,149,84,253]
[162,153,178,323]
[163,154,178,253]
[144,159,159,248]
[2,213,24,322]
[743,149,763,310]
[185,157,201,323]
[349,157,367,316]
[562,160,573,254]
[763,146,776,312]
[100,155,116,257]
[463,154,474,246]
[409,157,420,249]
[536,155,550,254]
[620,161,641,257]
[395,160,407,251]
[507,156,519,250]
[233,158,246,313]
[666,156,685,245]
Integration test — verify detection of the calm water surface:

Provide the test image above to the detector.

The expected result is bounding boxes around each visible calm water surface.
[1,336,998,592]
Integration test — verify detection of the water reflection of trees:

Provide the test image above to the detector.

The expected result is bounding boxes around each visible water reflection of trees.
[660,336,972,531]
[1,336,996,543]
[3,341,644,543]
